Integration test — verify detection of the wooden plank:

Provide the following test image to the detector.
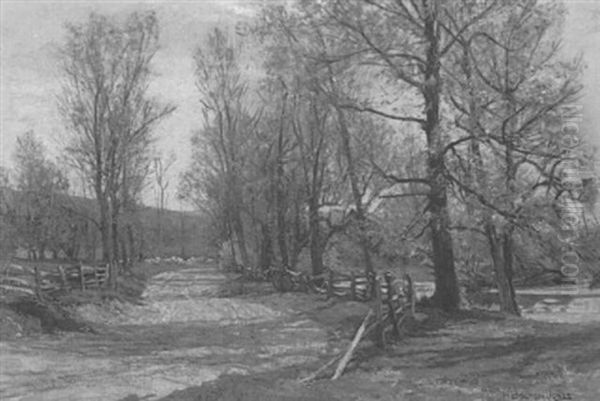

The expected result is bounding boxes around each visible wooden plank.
[0,277,32,287]
[0,284,36,295]
[332,281,351,289]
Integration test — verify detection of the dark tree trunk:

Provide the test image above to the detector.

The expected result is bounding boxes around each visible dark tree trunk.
[423,2,460,311]
[180,213,186,259]
[290,192,303,269]
[486,222,520,315]
[276,190,289,267]
[258,223,273,271]
[111,213,119,264]
[308,194,324,276]
[95,162,111,263]
[276,92,290,267]
[108,200,120,289]
[231,209,249,267]
[120,234,128,272]
[99,204,110,262]
[127,224,135,267]
[334,106,374,275]
[138,226,145,261]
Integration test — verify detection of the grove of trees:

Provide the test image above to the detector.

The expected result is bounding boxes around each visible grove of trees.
[1,1,597,309]
[180,0,598,314]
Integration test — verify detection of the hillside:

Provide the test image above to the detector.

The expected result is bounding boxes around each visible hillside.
[0,187,215,261]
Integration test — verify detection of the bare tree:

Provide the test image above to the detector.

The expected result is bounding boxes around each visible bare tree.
[191,28,260,268]
[58,11,174,284]
[153,152,176,249]
[445,0,583,314]
[277,0,497,310]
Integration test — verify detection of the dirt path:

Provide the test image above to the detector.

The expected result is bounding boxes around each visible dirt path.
[0,264,329,401]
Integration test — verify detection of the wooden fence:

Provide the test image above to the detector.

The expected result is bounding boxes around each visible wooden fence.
[0,263,110,299]
[300,270,418,381]
[230,263,415,318]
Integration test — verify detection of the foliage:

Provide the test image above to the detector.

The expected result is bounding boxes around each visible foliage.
[58,11,174,272]
[11,132,69,259]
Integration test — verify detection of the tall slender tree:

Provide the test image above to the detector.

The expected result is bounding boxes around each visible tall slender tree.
[59,11,174,284]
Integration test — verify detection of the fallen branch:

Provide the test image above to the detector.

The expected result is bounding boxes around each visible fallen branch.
[299,304,411,383]
[299,353,343,383]
[332,309,374,380]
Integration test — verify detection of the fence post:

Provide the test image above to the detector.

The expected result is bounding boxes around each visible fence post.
[374,276,385,348]
[367,271,375,301]
[102,264,109,287]
[404,273,415,316]
[79,264,85,291]
[57,265,68,290]
[350,272,356,300]
[327,269,334,300]
[34,266,42,301]
[384,272,400,340]
[94,266,101,288]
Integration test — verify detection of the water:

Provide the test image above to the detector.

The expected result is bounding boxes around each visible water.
[414,281,600,324]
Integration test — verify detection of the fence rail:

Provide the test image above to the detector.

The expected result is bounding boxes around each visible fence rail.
[0,263,110,299]
[228,263,415,313]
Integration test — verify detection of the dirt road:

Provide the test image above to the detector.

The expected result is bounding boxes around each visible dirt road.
[0,264,329,401]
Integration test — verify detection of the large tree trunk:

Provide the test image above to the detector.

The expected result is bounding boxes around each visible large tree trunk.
[276,93,290,267]
[334,106,374,275]
[423,2,460,311]
[258,223,273,271]
[231,208,250,267]
[486,222,520,315]
[461,37,520,315]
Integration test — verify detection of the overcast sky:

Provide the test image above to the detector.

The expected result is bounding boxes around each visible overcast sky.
[1,0,599,210]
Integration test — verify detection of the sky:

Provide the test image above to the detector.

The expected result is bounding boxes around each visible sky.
[1,0,599,210]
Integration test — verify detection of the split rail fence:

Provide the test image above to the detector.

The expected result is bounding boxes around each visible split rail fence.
[0,263,110,299]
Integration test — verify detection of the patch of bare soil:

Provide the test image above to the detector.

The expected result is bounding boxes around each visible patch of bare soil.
[0,262,331,401]
[4,261,600,401]
[161,310,600,401]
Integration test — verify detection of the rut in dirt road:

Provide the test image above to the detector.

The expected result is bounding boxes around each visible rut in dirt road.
[0,263,329,401]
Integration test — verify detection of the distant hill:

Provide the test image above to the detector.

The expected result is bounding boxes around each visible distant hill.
[0,186,215,261]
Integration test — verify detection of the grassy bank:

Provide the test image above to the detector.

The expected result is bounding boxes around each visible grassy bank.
[0,258,191,338]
